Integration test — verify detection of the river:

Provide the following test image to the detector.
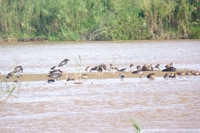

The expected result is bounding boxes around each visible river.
[0,40,200,133]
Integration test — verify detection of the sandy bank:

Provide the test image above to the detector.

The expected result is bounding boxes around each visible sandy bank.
[0,69,199,82]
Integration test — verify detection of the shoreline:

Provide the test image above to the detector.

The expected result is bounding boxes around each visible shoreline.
[1,39,200,44]
[0,69,199,82]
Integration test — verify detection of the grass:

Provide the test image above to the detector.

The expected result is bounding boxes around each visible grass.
[0,65,21,103]
[0,80,21,103]
[130,118,142,133]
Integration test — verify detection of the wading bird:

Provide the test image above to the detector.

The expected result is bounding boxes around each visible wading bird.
[58,59,70,67]
[6,72,14,79]
[13,66,23,73]
[120,74,125,81]
[147,73,156,80]
[6,65,23,79]
[162,66,176,72]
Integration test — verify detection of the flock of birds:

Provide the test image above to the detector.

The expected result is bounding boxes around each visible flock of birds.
[85,62,200,80]
[47,59,70,83]
[3,59,200,83]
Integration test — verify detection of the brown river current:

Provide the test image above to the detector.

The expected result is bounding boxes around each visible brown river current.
[0,40,200,133]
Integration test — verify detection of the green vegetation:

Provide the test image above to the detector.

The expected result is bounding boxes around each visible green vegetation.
[0,0,199,41]
[0,81,21,102]
[130,118,142,133]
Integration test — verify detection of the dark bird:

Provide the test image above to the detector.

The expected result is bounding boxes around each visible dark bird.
[164,73,169,78]
[176,71,185,76]
[58,59,70,67]
[155,64,160,69]
[50,66,60,71]
[13,66,23,73]
[49,69,62,74]
[47,79,56,83]
[120,74,125,81]
[116,68,126,72]
[130,64,134,71]
[90,64,107,73]
[147,73,156,79]
[192,72,199,76]
[66,78,75,81]
[85,66,90,71]
[6,72,14,79]
[132,70,142,74]
[130,64,134,68]
[142,64,154,71]
[130,64,134,70]
[162,66,176,72]
[171,73,177,78]
[96,65,104,72]
[48,72,62,79]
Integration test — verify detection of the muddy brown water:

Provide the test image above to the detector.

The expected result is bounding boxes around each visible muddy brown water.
[0,40,200,133]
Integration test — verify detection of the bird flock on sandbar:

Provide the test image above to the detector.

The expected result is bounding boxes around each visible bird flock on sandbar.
[3,59,200,84]
[47,59,70,83]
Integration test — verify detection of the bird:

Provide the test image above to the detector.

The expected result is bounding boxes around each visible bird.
[6,72,14,79]
[171,73,177,78]
[120,74,125,81]
[162,66,176,72]
[81,73,88,79]
[58,59,70,67]
[186,71,193,75]
[136,65,142,71]
[192,72,199,76]
[116,68,126,72]
[85,66,90,71]
[7,66,23,78]
[176,71,185,76]
[154,64,160,69]
[164,73,170,78]
[50,66,60,71]
[66,77,75,81]
[109,63,115,71]
[147,73,156,79]
[165,62,173,68]
[142,64,154,71]
[13,66,23,73]
[90,64,107,73]
[49,69,62,74]
[48,72,62,79]
[8,66,23,79]
[130,64,134,68]
[132,70,142,74]
[47,79,56,83]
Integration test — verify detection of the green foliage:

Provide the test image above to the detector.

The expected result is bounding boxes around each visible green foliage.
[0,0,199,41]
[130,118,142,133]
